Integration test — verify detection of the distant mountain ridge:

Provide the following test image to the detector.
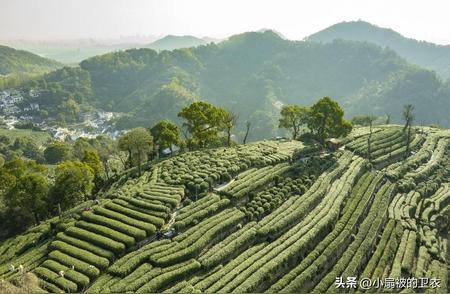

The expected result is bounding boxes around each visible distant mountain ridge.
[307,20,450,79]
[146,35,213,51]
[0,44,62,76]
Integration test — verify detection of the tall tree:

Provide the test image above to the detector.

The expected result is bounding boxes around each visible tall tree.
[4,173,49,224]
[178,101,224,148]
[82,150,103,179]
[243,121,252,145]
[308,97,352,144]
[220,110,239,147]
[51,161,94,211]
[90,136,117,180]
[278,105,309,139]
[403,104,415,159]
[150,120,182,154]
[118,128,153,176]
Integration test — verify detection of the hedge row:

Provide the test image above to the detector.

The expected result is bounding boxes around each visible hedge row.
[138,193,179,209]
[56,232,114,260]
[315,182,394,293]
[199,223,257,269]
[41,259,90,288]
[404,138,449,181]
[176,194,221,220]
[372,134,424,166]
[257,152,356,238]
[386,134,439,180]
[113,198,168,219]
[269,172,381,292]
[109,263,153,293]
[151,209,245,267]
[174,198,230,231]
[93,206,157,234]
[65,226,126,254]
[226,159,366,293]
[390,230,410,278]
[105,202,165,227]
[196,243,267,292]
[359,219,396,279]
[48,250,100,279]
[108,240,172,277]
[49,240,110,270]
[136,259,201,293]
[75,221,135,247]
[370,222,403,280]
[117,196,170,213]
[34,266,78,293]
[84,274,115,294]
[80,212,145,241]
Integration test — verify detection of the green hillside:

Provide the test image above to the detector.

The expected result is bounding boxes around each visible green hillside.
[307,20,450,79]
[0,45,61,76]
[17,30,450,140]
[0,126,448,293]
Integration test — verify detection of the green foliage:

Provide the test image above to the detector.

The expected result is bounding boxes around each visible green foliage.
[50,160,94,211]
[118,127,153,175]
[178,101,226,148]
[49,240,110,270]
[44,142,71,164]
[40,259,90,288]
[34,266,78,292]
[0,44,61,76]
[65,226,126,254]
[47,250,100,279]
[308,97,352,143]
[150,120,182,152]
[279,105,309,139]
[82,149,103,177]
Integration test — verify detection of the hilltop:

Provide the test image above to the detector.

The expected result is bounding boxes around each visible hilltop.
[307,20,450,79]
[0,125,448,292]
[146,35,211,51]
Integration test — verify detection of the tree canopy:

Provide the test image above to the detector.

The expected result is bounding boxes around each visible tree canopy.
[307,97,352,143]
[150,120,182,153]
[279,105,309,139]
[118,128,153,175]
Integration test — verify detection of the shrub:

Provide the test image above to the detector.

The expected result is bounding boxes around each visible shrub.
[55,232,114,260]
[34,266,78,292]
[41,259,90,288]
[48,250,100,279]
[81,212,146,241]
[75,221,135,247]
[65,227,126,254]
[49,240,110,270]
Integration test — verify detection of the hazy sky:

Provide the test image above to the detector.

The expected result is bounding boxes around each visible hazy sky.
[1,0,449,44]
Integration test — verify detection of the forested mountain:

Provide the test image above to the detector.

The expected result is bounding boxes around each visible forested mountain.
[0,45,61,76]
[16,30,450,139]
[307,20,450,79]
[146,35,210,51]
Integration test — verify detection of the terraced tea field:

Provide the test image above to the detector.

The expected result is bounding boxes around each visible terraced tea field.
[1,130,449,293]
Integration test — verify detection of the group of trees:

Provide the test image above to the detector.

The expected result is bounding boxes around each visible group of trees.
[0,135,120,238]
[278,97,352,143]
[0,156,95,237]
[118,101,240,176]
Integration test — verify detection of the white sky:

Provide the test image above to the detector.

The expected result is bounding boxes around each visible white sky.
[1,0,449,44]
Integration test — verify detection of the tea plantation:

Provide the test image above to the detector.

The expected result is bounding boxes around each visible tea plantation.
[1,128,449,293]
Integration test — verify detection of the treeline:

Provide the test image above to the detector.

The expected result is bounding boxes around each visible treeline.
[0,135,117,239]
